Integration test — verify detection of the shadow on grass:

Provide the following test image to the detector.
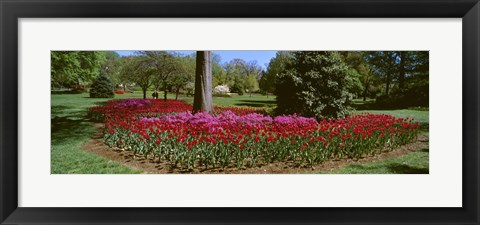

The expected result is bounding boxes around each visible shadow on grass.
[51,105,71,112]
[51,106,94,145]
[234,99,276,108]
[420,148,429,152]
[385,164,429,174]
[80,97,114,104]
[93,101,110,106]
[345,163,429,174]
[419,123,429,131]
[353,101,430,111]
[352,101,382,110]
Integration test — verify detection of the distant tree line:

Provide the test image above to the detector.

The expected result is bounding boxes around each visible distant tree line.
[51,51,263,99]
[260,51,429,118]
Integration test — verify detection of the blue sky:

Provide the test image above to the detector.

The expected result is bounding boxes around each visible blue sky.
[115,50,277,69]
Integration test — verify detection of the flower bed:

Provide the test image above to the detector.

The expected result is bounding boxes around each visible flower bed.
[89,99,266,122]
[89,99,420,170]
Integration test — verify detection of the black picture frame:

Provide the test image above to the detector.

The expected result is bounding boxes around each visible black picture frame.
[1,0,479,224]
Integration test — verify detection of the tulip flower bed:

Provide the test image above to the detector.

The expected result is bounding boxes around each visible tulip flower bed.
[89,99,420,170]
[89,99,266,122]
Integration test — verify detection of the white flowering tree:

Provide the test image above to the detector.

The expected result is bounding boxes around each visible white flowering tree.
[213,84,230,95]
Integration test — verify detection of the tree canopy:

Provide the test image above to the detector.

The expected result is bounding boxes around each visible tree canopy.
[51,51,106,88]
[275,51,352,119]
[89,69,115,98]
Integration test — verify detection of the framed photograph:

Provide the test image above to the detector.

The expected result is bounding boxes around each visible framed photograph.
[1,0,478,224]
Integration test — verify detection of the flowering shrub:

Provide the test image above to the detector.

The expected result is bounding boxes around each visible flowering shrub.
[115,90,125,94]
[213,85,231,97]
[89,99,420,170]
[213,85,230,94]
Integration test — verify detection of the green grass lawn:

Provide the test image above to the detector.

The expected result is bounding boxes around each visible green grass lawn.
[213,94,276,108]
[51,93,143,174]
[324,149,429,174]
[51,92,428,174]
[180,93,276,108]
[355,109,429,125]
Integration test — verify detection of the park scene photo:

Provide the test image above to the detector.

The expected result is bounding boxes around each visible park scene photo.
[51,51,429,174]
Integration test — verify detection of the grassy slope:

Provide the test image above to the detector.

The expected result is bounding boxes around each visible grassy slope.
[52,93,428,174]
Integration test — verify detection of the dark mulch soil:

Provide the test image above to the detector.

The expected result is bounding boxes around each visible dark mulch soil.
[81,124,428,174]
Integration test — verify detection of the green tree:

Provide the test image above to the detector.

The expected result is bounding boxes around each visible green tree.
[261,51,293,95]
[171,55,195,100]
[223,60,238,87]
[116,57,135,92]
[140,51,197,101]
[89,69,114,98]
[365,51,398,95]
[139,51,176,101]
[222,58,261,95]
[120,56,154,99]
[244,74,259,96]
[211,53,227,87]
[345,68,364,99]
[242,60,262,96]
[51,51,106,88]
[275,51,352,119]
[212,64,227,87]
[230,75,244,95]
[365,51,429,108]
[342,51,375,101]
[102,51,122,87]
[185,53,197,77]
[356,63,376,101]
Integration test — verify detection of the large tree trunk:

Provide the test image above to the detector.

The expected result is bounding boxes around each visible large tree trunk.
[164,89,168,102]
[193,51,213,112]
[142,88,147,99]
